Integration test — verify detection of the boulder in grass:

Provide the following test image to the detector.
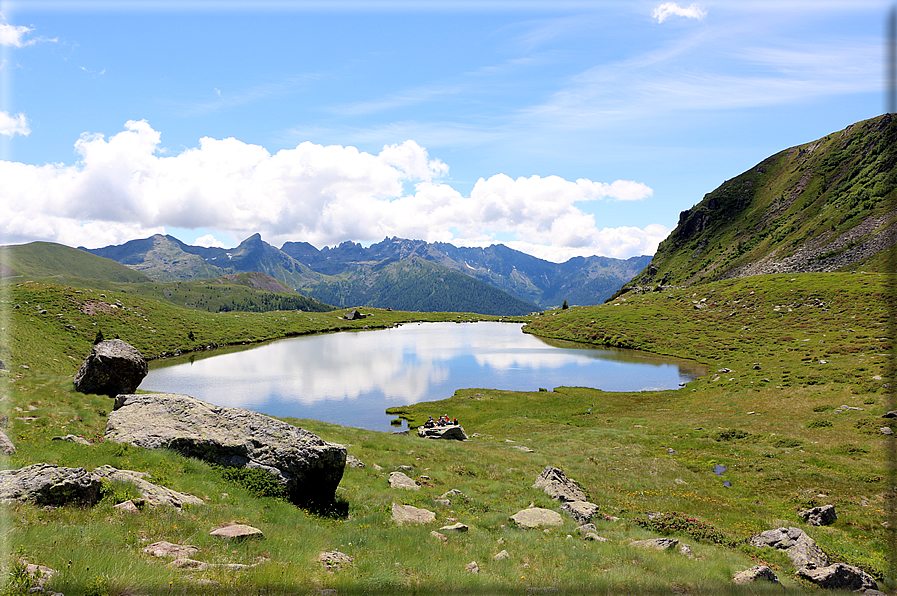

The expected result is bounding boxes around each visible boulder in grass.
[796,563,878,592]
[733,566,780,585]
[560,500,600,525]
[418,425,468,440]
[210,523,264,540]
[509,507,563,529]
[533,466,587,502]
[105,392,346,507]
[798,504,837,526]
[0,464,102,506]
[749,527,829,569]
[0,430,15,455]
[74,339,148,398]
[391,502,436,524]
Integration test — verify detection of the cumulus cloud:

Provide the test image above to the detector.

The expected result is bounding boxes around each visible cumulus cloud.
[652,2,707,23]
[1,120,661,260]
[194,234,228,248]
[0,111,30,137]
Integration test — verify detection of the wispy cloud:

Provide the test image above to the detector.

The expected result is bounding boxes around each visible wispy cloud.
[652,3,707,24]
[0,13,56,47]
[0,111,30,137]
[165,75,320,117]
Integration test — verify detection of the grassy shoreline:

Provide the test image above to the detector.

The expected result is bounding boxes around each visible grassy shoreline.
[1,273,893,594]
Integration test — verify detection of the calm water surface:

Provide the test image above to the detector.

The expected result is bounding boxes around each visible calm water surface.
[142,322,708,432]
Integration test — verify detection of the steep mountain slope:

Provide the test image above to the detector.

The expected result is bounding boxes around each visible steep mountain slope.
[84,234,228,281]
[0,242,152,283]
[625,114,897,290]
[298,257,538,315]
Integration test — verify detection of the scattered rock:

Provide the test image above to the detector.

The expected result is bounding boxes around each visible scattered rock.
[584,533,607,542]
[318,551,353,570]
[883,411,897,418]
[391,502,436,524]
[678,543,695,559]
[493,550,511,560]
[733,565,780,585]
[430,531,447,542]
[418,425,468,440]
[437,489,470,505]
[23,562,56,589]
[440,522,468,532]
[106,392,346,507]
[388,471,419,490]
[73,339,148,398]
[143,541,200,559]
[0,464,101,506]
[0,430,16,455]
[346,455,366,468]
[210,523,264,540]
[51,434,91,446]
[750,527,829,569]
[560,500,600,525]
[92,465,204,508]
[575,523,597,534]
[344,309,366,320]
[798,504,837,526]
[513,445,535,452]
[881,427,894,435]
[465,561,479,573]
[533,466,587,502]
[630,538,679,551]
[796,563,878,591]
[509,507,563,529]
[113,499,140,513]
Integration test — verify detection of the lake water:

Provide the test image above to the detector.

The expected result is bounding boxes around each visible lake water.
[142,321,708,432]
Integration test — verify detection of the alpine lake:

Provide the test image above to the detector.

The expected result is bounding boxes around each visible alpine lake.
[142,321,709,432]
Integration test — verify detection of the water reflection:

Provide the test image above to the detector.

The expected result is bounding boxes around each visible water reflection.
[142,322,708,432]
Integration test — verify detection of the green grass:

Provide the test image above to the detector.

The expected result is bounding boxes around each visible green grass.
[1,271,893,594]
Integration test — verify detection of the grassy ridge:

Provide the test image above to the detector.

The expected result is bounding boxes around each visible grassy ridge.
[1,272,893,594]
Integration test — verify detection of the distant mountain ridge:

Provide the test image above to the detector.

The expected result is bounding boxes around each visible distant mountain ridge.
[84,234,651,310]
[623,114,897,291]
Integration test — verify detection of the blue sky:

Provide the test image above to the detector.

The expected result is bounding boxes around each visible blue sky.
[0,0,890,261]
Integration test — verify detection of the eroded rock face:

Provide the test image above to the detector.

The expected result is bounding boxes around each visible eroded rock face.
[74,340,148,398]
[0,464,101,506]
[533,466,587,502]
[106,393,346,507]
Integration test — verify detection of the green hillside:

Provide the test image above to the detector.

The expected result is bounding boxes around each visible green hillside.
[626,114,896,289]
[0,242,152,284]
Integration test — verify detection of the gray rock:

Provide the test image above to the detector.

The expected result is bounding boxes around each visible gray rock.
[880,427,894,435]
[440,522,468,532]
[560,500,600,524]
[105,393,346,507]
[92,465,204,508]
[430,531,447,541]
[0,464,101,506]
[0,430,15,455]
[799,504,837,526]
[510,507,563,529]
[73,339,148,398]
[493,549,511,560]
[630,538,679,551]
[346,455,366,468]
[388,471,419,490]
[796,563,878,591]
[51,434,91,446]
[344,309,366,320]
[584,533,607,542]
[575,523,597,534]
[465,561,479,573]
[438,489,470,504]
[143,541,200,559]
[733,565,780,585]
[750,527,829,569]
[391,502,436,524]
[318,551,353,569]
[23,562,56,589]
[883,410,897,418]
[532,466,587,502]
[418,425,468,440]
[210,523,264,540]
[113,499,140,513]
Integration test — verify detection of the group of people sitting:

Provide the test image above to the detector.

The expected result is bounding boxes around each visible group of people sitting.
[423,414,458,428]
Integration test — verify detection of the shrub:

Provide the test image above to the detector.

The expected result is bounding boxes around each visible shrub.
[771,437,803,449]
[837,443,870,455]
[712,428,751,441]
[806,419,833,429]
[632,511,734,546]
[99,479,142,506]
[219,466,288,500]
[812,404,834,412]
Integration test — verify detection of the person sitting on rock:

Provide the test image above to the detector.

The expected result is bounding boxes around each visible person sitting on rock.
[453,418,458,426]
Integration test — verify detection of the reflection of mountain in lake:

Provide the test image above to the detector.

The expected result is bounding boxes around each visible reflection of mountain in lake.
[143,322,709,432]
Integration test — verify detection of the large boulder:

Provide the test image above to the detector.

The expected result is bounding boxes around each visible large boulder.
[509,507,563,529]
[750,527,829,569]
[74,340,148,397]
[560,500,600,524]
[796,563,878,591]
[418,425,468,440]
[105,393,346,507]
[533,466,587,502]
[0,464,102,506]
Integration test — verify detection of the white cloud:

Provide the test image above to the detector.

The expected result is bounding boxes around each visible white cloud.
[0,111,30,137]
[0,121,660,260]
[194,234,228,248]
[652,3,707,24]
[0,19,33,48]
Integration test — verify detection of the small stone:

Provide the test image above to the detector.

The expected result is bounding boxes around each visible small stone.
[210,523,264,540]
[733,565,780,585]
[391,502,436,525]
[51,434,91,446]
[510,507,563,529]
[113,499,140,513]
[493,550,510,560]
[585,533,607,542]
[143,541,200,559]
[465,561,479,573]
[388,471,419,490]
[881,427,894,435]
[430,531,447,542]
[318,551,353,569]
[440,522,468,532]
[346,455,366,468]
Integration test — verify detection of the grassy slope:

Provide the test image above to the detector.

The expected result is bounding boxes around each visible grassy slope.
[0,243,152,284]
[0,272,893,594]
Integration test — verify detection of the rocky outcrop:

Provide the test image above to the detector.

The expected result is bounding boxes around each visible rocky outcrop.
[0,464,101,506]
[0,430,16,455]
[105,393,346,507]
[74,339,148,397]
[799,504,837,526]
[533,466,587,502]
[750,527,829,569]
[796,563,878,591]
[92,465,204,508]
[733,565,780,585]
[560,500,600,525]
[418,425,468,440]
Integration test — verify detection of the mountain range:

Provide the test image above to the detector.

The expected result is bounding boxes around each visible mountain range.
[83,234,651,312]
